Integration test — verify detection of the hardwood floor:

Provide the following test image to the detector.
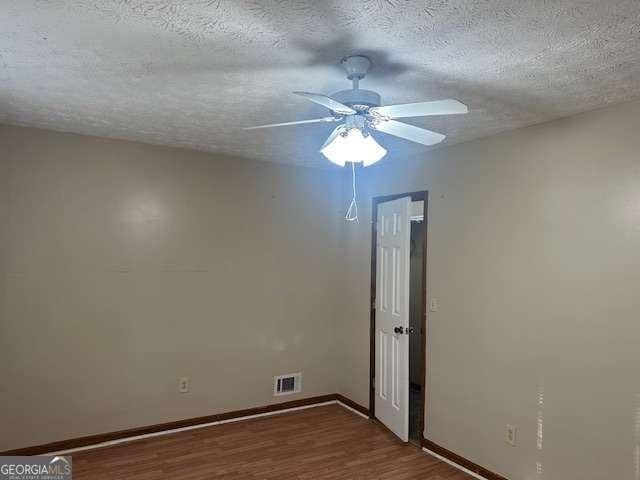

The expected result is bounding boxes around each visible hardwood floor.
[72,404,472,479]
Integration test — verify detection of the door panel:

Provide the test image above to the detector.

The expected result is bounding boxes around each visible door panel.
[379,332,388,399]
[375,196,411,441]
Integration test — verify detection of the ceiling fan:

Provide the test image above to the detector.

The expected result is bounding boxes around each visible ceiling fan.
[244,55,468,166]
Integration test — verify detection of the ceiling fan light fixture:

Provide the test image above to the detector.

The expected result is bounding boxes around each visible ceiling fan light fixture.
[320,128,387,167]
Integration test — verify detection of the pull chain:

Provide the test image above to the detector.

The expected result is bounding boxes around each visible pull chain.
[345,162,359,222]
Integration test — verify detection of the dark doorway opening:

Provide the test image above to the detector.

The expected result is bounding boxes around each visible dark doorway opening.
[408,216,425,445]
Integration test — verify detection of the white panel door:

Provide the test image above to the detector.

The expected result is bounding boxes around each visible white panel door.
[375,196,411,442]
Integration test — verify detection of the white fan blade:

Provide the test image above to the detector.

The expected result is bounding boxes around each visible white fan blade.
[373,119,445,146]
[321,125,346,149]
[293,91,356,115]
[370,99,468,118]
[243,117,337,130]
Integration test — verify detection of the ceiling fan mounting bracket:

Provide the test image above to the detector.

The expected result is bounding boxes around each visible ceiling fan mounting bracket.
[340,55,372,80]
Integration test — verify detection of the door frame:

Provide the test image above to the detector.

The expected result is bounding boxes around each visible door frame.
[369,190,428,440]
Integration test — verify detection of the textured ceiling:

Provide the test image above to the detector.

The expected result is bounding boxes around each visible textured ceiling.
[2,1,640,168]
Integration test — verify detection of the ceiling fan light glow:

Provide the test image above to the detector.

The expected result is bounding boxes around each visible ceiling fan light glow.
[320,128,387,167]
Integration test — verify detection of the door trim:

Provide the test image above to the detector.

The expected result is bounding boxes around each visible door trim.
[369,190,428,439]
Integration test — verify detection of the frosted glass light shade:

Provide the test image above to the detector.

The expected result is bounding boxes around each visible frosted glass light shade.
[320,128,387,167]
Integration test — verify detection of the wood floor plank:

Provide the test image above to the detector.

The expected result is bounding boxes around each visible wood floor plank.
[70,405,472,479]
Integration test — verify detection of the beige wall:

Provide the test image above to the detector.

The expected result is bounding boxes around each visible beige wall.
[0,125,343,451]
[336,100,640,479]
[3,100,640,479]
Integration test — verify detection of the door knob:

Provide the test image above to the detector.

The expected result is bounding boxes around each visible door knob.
[393,326,415,335]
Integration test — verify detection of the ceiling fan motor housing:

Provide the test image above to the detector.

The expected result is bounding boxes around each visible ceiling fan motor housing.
[331,89,381,110]
[344,114,366,131]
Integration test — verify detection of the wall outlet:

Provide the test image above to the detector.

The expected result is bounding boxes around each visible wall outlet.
[429,297,439,312]
[179,376,190,394]
[505,424,517,446]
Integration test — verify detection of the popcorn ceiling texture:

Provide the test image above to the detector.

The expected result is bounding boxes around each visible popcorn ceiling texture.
[1,0,639,167]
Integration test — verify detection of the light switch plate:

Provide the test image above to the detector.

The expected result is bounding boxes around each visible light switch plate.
[429,297,439,312]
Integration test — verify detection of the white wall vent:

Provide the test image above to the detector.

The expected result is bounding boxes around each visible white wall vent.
[274,373,302,396]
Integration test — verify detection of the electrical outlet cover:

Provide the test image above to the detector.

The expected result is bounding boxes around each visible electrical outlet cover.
[179,376,190,393]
